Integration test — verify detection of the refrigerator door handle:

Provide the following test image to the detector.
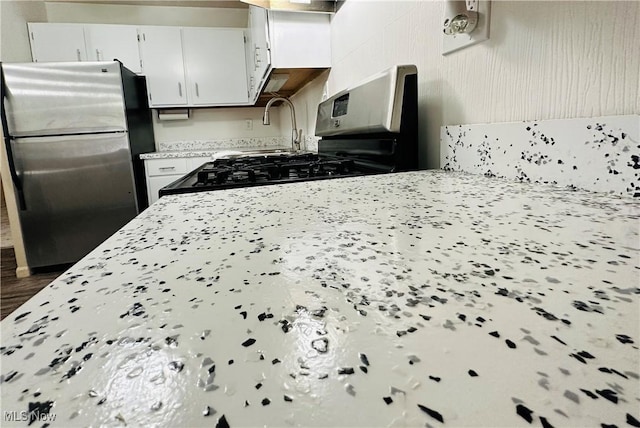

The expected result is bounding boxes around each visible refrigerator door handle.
[0,65,26,210]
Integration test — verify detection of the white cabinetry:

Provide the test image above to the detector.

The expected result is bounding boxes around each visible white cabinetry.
[144,157,214,205]
[145,158,188,205]
[138,26,187,107]
[182,28,248,106]
[28,23,141,72]
[28,23,87,62]
[84,24,142,73]
[267,10,331,69]
[247,6,270,100]
[246,6,331,104]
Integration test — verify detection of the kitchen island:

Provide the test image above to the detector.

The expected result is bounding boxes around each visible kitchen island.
[1,170,638,427]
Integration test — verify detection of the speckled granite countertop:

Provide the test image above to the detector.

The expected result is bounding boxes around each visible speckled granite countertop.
[1,171,638,427]
[140,146,293,160]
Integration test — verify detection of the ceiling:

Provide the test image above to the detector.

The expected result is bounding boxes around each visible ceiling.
[44,0,248,8]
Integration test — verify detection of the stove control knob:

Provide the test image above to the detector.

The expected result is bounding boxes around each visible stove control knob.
[333,119,340,128]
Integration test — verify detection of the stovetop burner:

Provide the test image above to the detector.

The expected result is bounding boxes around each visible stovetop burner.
[159,152,379,196]
[193,154,357,188]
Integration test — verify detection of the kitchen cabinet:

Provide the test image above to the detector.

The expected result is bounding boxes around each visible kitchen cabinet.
[246,6,331,105]
[28,23,141,72]
[138,26,188,107]
[84,24,142,73]
[28,23,87,62]
[182,28,248,106]
[145,158,189,205]
[144,157,214,205]
[247,6,270,101]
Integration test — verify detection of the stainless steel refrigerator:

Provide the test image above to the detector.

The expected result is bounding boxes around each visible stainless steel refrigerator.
[1,61,155,269]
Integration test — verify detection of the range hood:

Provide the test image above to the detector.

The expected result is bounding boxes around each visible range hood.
[240,0,339,13]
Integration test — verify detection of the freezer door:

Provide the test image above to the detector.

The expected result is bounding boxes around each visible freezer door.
[2,61,127,137]
[12,132,138,268]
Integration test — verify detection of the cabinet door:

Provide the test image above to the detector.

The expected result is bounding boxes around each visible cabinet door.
[182,27,249,105]
[147,175,183,205]
[28,23,87,63]
[249,6,270,86]
[268,11,331,68]
[85,24,142,73]
[138,26,187,107]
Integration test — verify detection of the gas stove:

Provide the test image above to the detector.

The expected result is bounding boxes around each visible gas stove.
[159,64,418,197]
[159,152,382,195]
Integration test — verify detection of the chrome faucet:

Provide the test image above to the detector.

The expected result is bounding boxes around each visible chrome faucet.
[263,97,302,152]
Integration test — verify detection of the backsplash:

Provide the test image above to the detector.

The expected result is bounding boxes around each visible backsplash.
[441,115,639,198]
[158,136,321,153]
[158,137,290,152]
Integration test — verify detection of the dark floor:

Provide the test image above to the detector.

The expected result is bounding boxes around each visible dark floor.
[1,248,63,320]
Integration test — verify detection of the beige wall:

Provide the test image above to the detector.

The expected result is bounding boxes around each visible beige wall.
[153,108,282,144]
[291,0,640,169]
[0,1,48,276]
[1,0,47,61]
[45,2,248,27]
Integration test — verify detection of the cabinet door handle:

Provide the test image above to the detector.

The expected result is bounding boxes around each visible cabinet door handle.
[178,83,183,97]
[159,166,176,171]
[195,83,200,97]
[76,49,81,61]
[96,49,100,61]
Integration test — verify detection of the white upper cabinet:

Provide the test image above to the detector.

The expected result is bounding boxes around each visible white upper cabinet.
[28,23,87,63]
[182,28,248,106]
[138,26,188,107]
[84,24,142,73]
[267,10,331,69]
[249,7,270,86]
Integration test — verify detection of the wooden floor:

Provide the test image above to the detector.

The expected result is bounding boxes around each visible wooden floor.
[1,248,63,320]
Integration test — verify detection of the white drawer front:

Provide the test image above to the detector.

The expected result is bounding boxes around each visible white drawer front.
[146,158,189,177]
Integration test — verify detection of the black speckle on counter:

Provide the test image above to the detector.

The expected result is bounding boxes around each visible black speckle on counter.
[338,367,354,375]
[283,395,293,402]
[216,415,230,428]
[627,413,640,427]
[359,353,370,366]
[615,334,634,344]
[241,338,256,347]
[468,370,478,377]
[516,404,534,423]
[261,398,270,406]
[168,361,184,372]
[595,389,618,404]
[417,404,444,423]
[506,339,517,349]
[26,401,54,426]
[383,396,393,405]
[540,416,555,428]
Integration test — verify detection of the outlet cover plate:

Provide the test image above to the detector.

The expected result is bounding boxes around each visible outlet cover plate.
[442,0,491,55]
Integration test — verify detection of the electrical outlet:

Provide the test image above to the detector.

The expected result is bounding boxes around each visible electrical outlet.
[442,0,491,55]
[244,119,253,130]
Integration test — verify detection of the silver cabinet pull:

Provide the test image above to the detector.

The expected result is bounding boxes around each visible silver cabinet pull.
[159,166,176,171]
[96,49,100,61]
[178,83,183,97]
[195,83,199,97]
[76,49,81,61]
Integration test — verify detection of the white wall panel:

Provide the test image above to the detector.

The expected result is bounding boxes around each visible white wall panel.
[292,0,640,169]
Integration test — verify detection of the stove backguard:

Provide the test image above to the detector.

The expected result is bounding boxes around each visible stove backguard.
[316,65,418,172]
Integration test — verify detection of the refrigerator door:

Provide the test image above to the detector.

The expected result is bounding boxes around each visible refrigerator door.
[2,61,128,137]
[12,132,138,268]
